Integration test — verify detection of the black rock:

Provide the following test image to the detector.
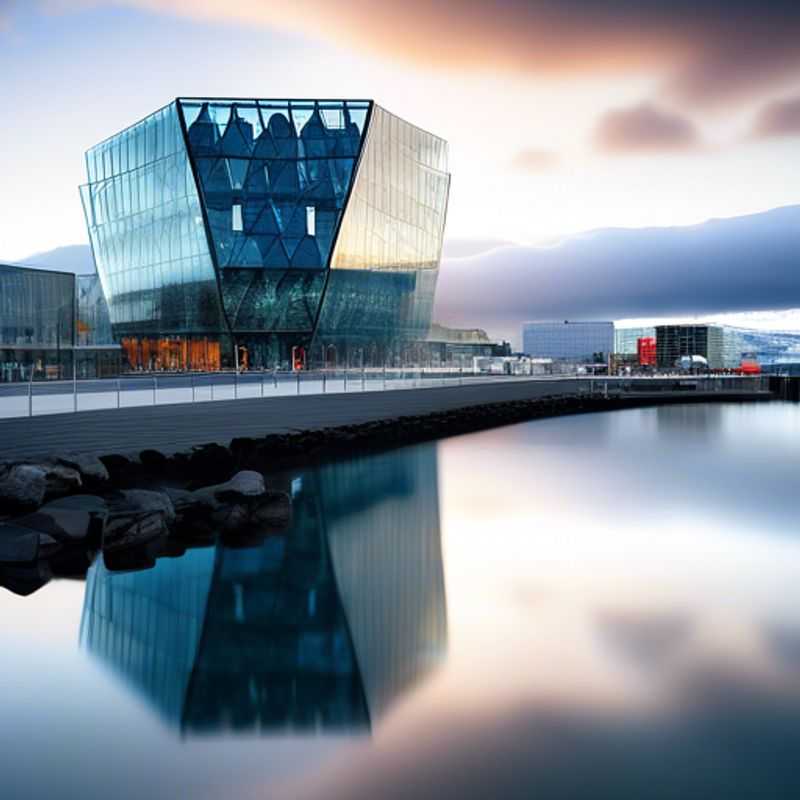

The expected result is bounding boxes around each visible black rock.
[99,454,133,482]
[0,523,40,563]
[188,443,235,483]
[56,454,110,486]
[139,449,169,471]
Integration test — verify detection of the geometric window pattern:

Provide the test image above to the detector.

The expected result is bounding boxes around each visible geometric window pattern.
[181,99,367,270]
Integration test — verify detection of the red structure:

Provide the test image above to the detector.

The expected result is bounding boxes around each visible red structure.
[637,337,656,367]
[738,360,761,375]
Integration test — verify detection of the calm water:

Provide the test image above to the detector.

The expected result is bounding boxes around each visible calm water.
[2,402,800,800]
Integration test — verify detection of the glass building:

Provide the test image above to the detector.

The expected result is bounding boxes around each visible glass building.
[655,324,725,370]
[0,263,121,382]
[615,326,656,355]
[80,99,450,371]
[0,263,75,381]
[522,321,614,362]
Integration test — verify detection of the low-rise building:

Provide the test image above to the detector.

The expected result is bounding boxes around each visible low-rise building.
[655,324,724,370]
[425,324,509,366]
[0,262,120,381]
[522,320,614,363]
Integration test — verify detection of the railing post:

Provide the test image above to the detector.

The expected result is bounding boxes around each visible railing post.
[273,369,278,389]
[362,367,365,391]
[28,377,32,418]
[73,366,78,413]
[234,371,238,400]
[344,368,348,392]
[260,372,264,398]
[383,364,387,390]
[296,371,300,395]
[117,378,121,409]
[323,370,327,393]
[153,376,157,405]
[191,374,195,403]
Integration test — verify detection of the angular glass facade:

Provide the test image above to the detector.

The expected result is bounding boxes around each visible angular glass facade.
[81,99,450,370]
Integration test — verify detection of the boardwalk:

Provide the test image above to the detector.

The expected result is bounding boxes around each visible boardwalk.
[0,376,769,461]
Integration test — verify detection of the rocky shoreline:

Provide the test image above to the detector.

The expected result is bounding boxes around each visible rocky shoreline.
[0,468,291,596]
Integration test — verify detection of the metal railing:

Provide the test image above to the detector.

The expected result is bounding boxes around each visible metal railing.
[0,371,770,419]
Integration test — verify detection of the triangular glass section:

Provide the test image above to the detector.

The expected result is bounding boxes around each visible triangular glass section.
[180,98,369,273]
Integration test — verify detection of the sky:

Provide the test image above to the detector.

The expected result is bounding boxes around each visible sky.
[2,0,800,263]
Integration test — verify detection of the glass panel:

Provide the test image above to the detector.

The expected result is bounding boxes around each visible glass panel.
[331,105,450,273]
[80,102,226,341]
[0,264,75,348]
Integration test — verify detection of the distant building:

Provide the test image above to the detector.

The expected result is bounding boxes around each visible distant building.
[425,324,509,365]
[0,263,75,381]
[0,263,120,381]
[522,321,614,362]
[655,324,724,370]
[724,327,800,369]
[615,326,656,355]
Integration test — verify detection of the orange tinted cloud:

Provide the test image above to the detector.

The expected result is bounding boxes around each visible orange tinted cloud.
[100,0,800,109]
[510,149,560,173]
[594,104,701,154]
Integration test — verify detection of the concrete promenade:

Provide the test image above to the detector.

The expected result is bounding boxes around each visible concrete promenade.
[0,376,769,461]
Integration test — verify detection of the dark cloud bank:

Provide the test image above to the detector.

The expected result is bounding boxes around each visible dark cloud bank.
[435,205,800,343]
[16,207,800,347]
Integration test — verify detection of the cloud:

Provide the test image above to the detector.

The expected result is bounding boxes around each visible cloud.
[594,103,701,154]
[79,1,800,110]
[752,96,800,138]
[433,205,800,345]
[511,149,560,173]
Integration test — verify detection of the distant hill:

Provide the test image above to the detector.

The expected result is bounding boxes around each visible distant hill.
[15,206,800,349]
[435,205,800,346]
[16,244,95,275]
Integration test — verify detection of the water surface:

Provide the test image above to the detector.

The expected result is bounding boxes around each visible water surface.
[2,402,799,799]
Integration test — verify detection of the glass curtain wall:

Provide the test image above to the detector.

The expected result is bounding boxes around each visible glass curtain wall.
[315,105,449,360]
[0,264,74,381]
[80,102,230,371]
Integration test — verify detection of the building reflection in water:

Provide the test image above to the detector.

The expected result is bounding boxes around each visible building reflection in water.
[79,444,446,735]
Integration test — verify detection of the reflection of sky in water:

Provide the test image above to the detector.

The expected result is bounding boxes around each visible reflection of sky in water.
[1,402,799,799]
